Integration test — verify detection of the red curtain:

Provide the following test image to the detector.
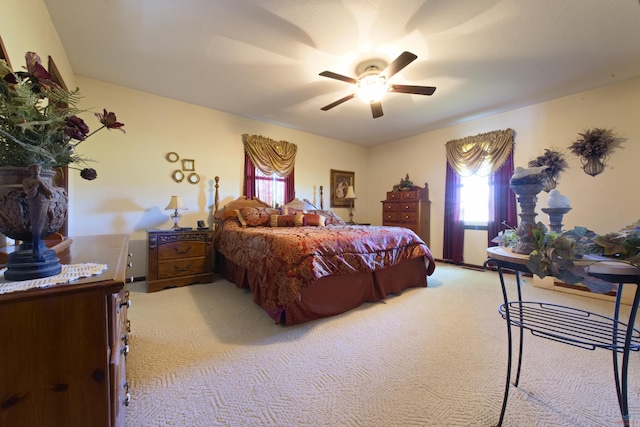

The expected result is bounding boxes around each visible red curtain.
[243,154,295,204]
[443,151,515,263]
[488,150,517,247]
[443,162,464,263]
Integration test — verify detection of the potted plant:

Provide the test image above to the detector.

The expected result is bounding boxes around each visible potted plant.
[0,52,125,279]
[527,148,569,192]
[568,128,615,176]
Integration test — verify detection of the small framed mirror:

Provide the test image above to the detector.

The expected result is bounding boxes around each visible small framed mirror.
[171,170,184,183]
[187,172,200,184]
[166,152,179,163]
[182,159,195,171]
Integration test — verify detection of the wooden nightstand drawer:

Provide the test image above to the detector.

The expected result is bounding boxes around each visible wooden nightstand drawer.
[157,258,206,279]
[158,240,206,260]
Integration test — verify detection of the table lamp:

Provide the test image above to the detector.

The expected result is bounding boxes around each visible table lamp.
[345,185,356,224]
[165,196,187,229]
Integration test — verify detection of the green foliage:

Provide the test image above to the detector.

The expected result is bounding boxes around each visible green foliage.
[0,52,124,175]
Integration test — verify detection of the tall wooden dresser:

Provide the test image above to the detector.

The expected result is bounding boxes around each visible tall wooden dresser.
[381,185,431,246]
[0,234,132,427]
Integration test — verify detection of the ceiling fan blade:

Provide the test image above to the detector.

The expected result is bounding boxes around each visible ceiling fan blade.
[371,102,383,118]
[321,93,356,111]
[319,71,357,84]
[389,84,436,96]
[380,51,417,80]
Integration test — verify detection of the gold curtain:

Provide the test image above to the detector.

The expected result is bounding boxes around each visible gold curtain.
[242,134,297,177]
[445,128,514,177]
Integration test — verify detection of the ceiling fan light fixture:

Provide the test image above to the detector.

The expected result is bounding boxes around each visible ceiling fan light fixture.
[355,67,387,103]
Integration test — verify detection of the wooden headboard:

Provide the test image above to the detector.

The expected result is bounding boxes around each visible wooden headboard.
[212,177,326,229]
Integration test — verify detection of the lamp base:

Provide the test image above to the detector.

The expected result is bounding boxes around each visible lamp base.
[170,210,182,230]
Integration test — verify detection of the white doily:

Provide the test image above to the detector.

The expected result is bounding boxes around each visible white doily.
[0,263,108,295]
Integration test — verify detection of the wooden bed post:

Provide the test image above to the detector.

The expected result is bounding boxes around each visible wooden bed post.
[320,185,324,210]
[214,176,219,230]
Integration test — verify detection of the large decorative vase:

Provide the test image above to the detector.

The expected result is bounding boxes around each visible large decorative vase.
[0,166,68,280]
[581,155,606,177]
[510,182,544,255]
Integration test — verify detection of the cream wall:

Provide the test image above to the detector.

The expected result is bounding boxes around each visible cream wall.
[368,76,640,266]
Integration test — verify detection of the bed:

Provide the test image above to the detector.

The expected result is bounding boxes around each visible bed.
[213,191,436,326]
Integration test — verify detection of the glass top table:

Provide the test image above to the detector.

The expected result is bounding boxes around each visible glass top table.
[485,246,640,427]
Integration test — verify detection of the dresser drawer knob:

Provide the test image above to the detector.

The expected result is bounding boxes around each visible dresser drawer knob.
[405,215,410,219]
[121,344,130,356]
[123,382,131,406]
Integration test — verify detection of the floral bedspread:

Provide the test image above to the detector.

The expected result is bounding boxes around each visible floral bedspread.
[215,221,435,310]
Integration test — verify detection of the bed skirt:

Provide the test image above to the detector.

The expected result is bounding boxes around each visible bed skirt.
[216,254,429,325]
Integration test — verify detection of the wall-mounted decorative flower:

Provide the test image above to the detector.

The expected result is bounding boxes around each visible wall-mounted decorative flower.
[527,148,569,192]
[568,128,616,176]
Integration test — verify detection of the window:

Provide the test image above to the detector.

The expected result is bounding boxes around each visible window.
[459,174,489,228]
[254,168,285,207]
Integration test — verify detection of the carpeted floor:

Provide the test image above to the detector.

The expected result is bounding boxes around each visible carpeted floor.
[124,263,640,426]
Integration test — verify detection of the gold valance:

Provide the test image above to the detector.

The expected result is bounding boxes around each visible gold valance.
[445,128,514,177]
[242,134,297,177]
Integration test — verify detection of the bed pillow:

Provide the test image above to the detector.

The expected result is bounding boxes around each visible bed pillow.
[239,207,278,227]
[270,214,297,227]
[281,206,306,216]
[308,209,345,226]
[294,212,325,227]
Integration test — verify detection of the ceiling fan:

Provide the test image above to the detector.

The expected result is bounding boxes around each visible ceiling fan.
[319,51,436,119]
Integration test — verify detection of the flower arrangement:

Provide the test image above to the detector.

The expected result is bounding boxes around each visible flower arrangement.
[494,220,640,292]
[0,52,125,180]
[527,148,568,180]
[568,128,615,158]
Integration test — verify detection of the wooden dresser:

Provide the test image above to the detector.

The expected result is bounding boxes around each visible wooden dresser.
[0,234,132,427]
[381,185,431,246]
[146,229,214,292]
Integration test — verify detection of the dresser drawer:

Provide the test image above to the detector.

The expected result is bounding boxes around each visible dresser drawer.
[399,202,418,212]
[386,191,401,200]
[158,240,206,260]
[383,202,398,212]
[399,212,418,223]
[157,258,206,279]
[400,190,420,200]
[383,212,399,222]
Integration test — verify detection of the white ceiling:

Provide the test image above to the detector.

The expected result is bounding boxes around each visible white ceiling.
[43,0,640,147]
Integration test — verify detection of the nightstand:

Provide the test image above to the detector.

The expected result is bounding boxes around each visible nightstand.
[146,229,214,292]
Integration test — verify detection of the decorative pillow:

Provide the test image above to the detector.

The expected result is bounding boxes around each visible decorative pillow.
[235,209,247,227]
[219,208,240,222]
[270,214,297,227]
[239,207,278,227]
[303,213,325,227]
[281,206,306,216]
[309,209,345,226]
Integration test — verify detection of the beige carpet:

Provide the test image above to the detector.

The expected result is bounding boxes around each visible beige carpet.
[125,263,640,426]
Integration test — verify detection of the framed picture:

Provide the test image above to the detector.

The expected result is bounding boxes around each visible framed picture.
[330,169,354,207]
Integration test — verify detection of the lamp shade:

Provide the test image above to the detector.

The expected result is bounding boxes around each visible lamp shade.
[345,185,356,199]
[165,196,187,211]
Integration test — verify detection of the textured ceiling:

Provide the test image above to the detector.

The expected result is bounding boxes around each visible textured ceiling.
[43,0,640,146]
